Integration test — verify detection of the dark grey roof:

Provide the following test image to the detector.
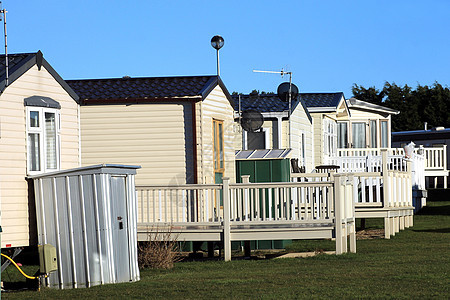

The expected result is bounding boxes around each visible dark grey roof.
[0,51,79,102]
[233,94,295,112]
[24,96,61,109]
[301,92,344,108]
[234,92,345,112]
[392,128,450,142]
[66,76,233,106]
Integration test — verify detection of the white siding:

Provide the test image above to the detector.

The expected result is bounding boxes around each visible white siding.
[290,105,314,172]
[197,86,235,183]
[81,102,193,185]
[0,65,80,248]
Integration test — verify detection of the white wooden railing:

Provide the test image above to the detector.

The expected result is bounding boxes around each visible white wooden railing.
[422,145,447,170]
[334,148,425,190]
[337,146,447,172]
[136,175,356,260]
[293,157,413,209]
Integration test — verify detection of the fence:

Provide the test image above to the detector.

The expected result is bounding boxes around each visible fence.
[335,148,425,190]
[293,152,414,239]
[136,175,356,261]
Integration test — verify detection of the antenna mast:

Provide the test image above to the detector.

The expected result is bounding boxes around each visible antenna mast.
[253,69,293,149]
[0,2,8,87]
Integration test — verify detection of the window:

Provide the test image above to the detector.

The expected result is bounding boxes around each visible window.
[337,122,348,148]
[26,107,60,174]
[243,128,270,150]
[370,120,377,148]
[380,120,388,148]
[213,119,224,175]
[323,118,337,157]
[352,122,366,148]
[299,132,306,166]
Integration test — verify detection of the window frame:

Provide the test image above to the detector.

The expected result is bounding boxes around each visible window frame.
[213,119,225,174]
[26,106,61,175]
[243,127,270,150]
[323,117,337,157]
[337,121,349,149]
[380,119,389,148]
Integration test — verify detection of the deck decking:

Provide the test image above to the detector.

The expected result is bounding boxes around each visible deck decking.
[136,175,356,260]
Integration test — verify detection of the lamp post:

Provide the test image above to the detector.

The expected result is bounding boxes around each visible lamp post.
[211,35,224,76]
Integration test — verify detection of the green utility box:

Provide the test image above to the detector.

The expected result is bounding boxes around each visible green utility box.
[39,244,58,274]
[236,158,291,183]
[235,155,292,250]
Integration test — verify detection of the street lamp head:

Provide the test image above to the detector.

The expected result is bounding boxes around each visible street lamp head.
[211,35,224,50]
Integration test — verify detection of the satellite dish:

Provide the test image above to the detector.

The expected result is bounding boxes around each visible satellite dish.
[240,110,264,132]
[277,82,299,102]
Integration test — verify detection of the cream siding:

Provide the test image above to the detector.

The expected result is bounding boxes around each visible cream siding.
[290,105,314,172]
[80,102,193,186]
[339,106,393,148]
[0,65,80,248]
[197,85,235,183]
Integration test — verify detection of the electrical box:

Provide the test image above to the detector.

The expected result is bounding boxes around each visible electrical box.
[39,244,58,274]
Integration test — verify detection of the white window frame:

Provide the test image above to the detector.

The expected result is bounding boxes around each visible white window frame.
[298,131,306,167]
[243,127,270,150]
[323,117,337,158]
[26,107,61,175]
[380,119,389,148]
[337,121,349,149]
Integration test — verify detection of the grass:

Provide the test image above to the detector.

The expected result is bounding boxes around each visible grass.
[2,197,449,299]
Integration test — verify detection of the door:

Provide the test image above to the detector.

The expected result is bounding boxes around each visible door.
[109,175,131,282]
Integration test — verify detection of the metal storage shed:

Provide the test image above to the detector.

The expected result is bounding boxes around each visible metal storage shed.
[30,164,140,289]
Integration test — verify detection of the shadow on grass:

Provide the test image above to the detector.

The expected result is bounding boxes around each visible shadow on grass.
[412,228,450,233]
[416,204,450,216]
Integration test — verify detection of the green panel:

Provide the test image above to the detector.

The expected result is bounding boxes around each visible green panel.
[236,160,256,183]
[255,160,271,182]
[236,159,290,183]
[234,159,292,250]
[215,173,223,205]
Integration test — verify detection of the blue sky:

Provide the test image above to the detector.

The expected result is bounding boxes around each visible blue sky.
[5,0,450,97]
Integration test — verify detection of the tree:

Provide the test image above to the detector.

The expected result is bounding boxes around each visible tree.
[351,84,385,105]
[351,81,450,131]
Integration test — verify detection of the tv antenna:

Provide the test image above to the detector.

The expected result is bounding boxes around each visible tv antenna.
[253,69,298,149]
[0,2,8,86]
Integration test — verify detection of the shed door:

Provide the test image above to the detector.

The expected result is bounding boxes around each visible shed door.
[110,175,131,282]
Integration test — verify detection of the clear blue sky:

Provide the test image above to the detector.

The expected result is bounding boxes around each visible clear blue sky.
[5,0,450,98]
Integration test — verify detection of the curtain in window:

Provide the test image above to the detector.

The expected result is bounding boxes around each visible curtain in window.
[381,121,388,148]
[370,120,377,148]
[45,112,57,169]
[28,133,40,171]
[352,122,366,148]
[218,122,224,169]
[337,123,348,148]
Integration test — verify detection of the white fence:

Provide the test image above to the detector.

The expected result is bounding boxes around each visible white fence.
[335,148,425,190]
[136,175,356,260]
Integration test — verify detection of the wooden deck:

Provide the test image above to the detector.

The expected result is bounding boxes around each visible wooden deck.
[136,175,356,261]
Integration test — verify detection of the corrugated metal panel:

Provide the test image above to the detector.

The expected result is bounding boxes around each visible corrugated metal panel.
[32,165,140,289]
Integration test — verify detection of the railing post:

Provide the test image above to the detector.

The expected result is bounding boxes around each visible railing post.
[241,175,251,256]
[347,175,356,253]
[444,145,448,189]
[222,177,231,261]
[406,160,412,207]
[381,149,389,208]
[334,174,344,255]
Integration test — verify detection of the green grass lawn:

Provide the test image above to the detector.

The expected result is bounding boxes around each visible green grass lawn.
[3,199,449,299]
